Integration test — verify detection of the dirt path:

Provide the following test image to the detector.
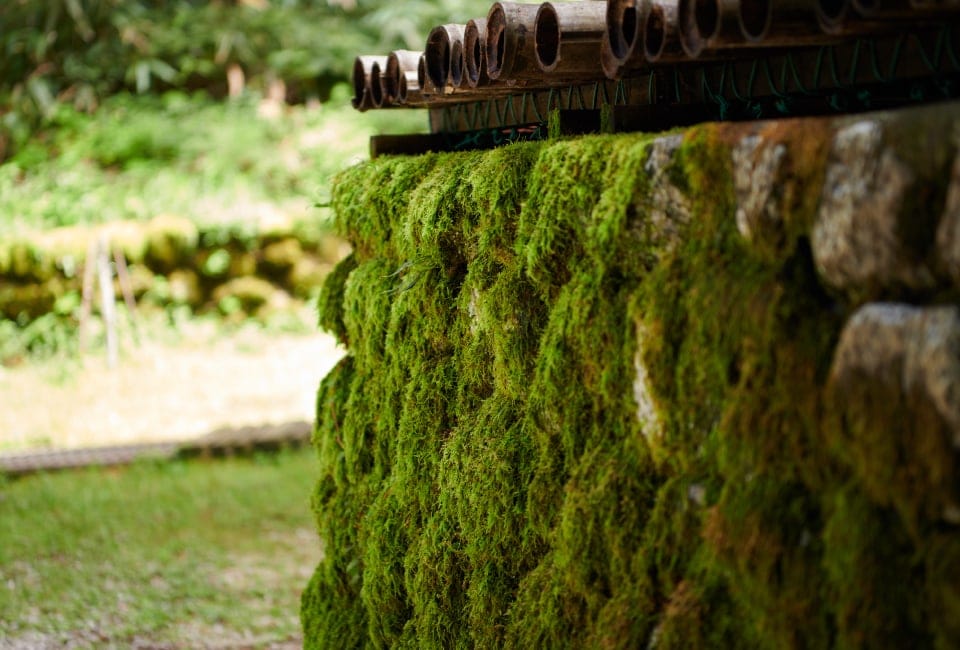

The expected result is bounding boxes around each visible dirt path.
[0,315,344,452]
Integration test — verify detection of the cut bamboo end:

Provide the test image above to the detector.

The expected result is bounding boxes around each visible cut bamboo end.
[738,0,771,39]
[678,0,717,57]
[738,0,839,44]
[370,59,386,107]
[398,72,417,104]
[417,53,438,96]
[852,0,912,17]
[465,18,489,87]
[815,0,852,32]
[426,23,467,91]
[535,1,609,76]
[487,2,541,81]
[352,55,385,111]
[607,0,644,63]
[386,50,422,104]
[645,0,685,62]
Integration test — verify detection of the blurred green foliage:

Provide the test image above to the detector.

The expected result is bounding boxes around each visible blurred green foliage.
[0,89,424,234]
[0,0,489,160]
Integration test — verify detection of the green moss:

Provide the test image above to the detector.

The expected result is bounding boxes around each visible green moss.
[316,252,357,347]
[306,112,960,648]
[259,238,304,280]
[143,214,198,273]
[821,486,929,649]
[211,276,276,313]
[0,281,59,320]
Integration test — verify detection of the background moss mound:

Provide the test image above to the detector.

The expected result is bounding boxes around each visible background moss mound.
[304,105,960,648]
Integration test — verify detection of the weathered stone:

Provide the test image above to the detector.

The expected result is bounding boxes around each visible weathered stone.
[212,276,282,314]
[289,257,332,299]
[828,302,960,525]
[260,238,304,280]
[936,146,960,286]
[812,120,936,298]
[121,264,156,300]
[732,134,787,250]
[144,214,199,274]
[633,320,663,457]
[0,282,57,320]
[168,269,202,306]
[639,134,690,253]
[318,235,352,265]
[902,307,960,447]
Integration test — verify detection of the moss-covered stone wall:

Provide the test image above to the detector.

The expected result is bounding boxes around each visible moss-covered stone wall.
[303,101,960,648]
[0,215,347,322]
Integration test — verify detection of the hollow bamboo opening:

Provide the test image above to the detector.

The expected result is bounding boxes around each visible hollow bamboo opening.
[739,0,770,39]
[486,4,508,79]
[645,4,666,59]
[426,26,451,90]
[465,18,487,87]
[535,5,561,68]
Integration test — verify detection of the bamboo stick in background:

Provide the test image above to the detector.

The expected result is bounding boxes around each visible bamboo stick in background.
[113,247,140,346]
[78,238,98,354]
[96,236,118,369]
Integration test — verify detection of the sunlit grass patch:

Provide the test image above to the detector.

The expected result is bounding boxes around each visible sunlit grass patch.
[0,448,320,646]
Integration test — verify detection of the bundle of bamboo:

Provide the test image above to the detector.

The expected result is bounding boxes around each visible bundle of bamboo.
[352,0,960,153]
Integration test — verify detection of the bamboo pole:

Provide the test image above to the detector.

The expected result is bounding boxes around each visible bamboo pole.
[418,53,440,96]
[370,59,388,107]
[606,0,646,65]
[426,24,467,91]
[535,1,609,77]
[464,18,490,87]
[852,0,917,18]
[815,0,855,32]
[112,247,140,346]
[486,2,542,81]
[352,55,385,111]
[737,0,839,43]
[399,72,427,104]
[96,236,118,369]
[386,50,422,104]
[78,238,98,355]
[644,0,687,62]
[678,0,744,57]
[450,35,466,87]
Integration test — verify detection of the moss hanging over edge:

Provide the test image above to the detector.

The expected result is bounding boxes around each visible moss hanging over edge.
[305,113,960,649]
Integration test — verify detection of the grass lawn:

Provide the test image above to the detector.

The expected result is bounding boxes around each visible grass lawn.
[0,448,321,647]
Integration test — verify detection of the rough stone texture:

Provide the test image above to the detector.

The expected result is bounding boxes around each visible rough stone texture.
[732,134,786,249]
[305,102,960,650]
[812,120,936,299]
[936,146,960,284]
[639,133,689,254]
[828,303,960,526]
[632,320,662,453]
